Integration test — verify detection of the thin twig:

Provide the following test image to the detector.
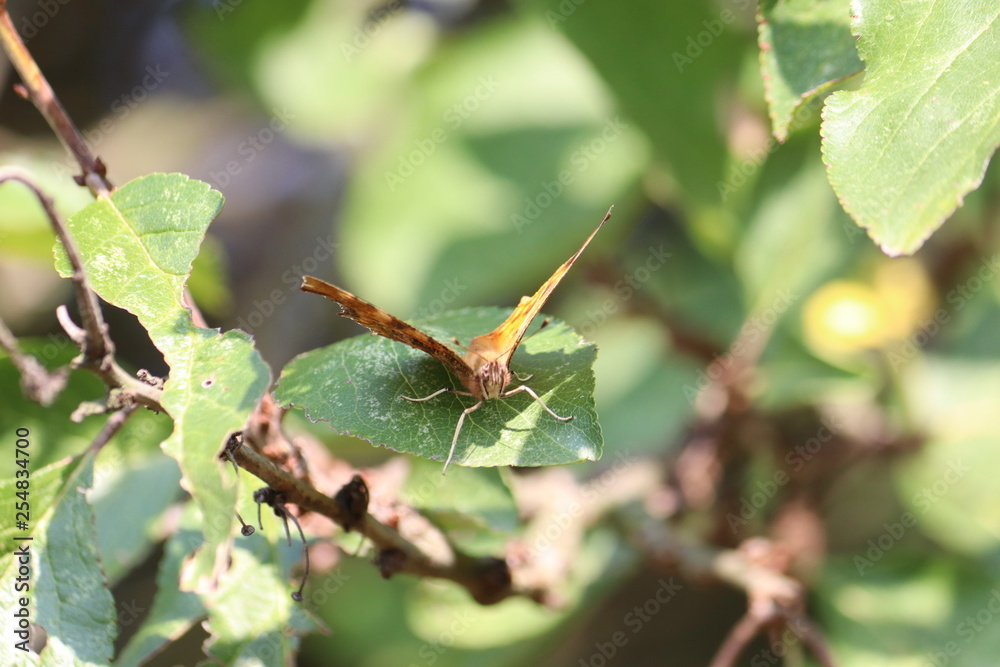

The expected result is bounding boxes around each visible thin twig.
[0,171,165,412]
[0,170,110,362]
[0,1,111,195]
[709,608,772,667]
[86,404,138,456]
[0,314,67,405]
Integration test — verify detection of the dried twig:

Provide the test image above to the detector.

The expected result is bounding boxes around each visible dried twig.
[0,0,111,194]
[0,314,67,405]
[86,404,138,456]
[228,438,526,605]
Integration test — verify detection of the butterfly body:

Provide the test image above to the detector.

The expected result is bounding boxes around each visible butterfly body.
[301,206,612,471]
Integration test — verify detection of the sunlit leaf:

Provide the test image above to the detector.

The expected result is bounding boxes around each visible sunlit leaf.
[757,0,863,141]
[54,173,270,586]
[822,0,1000,254]
[276,308,601,469]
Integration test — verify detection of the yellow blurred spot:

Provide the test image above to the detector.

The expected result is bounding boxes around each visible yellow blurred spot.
[804,281,885,354]
[872,258,936,340]
[803,260,937,358]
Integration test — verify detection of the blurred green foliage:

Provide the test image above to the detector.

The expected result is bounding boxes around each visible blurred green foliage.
[1,0,999,665]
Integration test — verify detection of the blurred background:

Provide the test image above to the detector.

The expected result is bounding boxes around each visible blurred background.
[2,0,1000,665]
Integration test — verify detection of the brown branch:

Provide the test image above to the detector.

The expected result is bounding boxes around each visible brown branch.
[0,1,111,195]
[228,439,528,605]
[86,404,138,456]
[709,600,837,667]
[709,605,773,667]
[632,519,835,667]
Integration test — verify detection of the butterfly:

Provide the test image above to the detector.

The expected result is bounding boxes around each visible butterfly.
[301,206,612,472]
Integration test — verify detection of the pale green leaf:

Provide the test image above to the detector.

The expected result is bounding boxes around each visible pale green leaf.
[54,173,270,587]
[401,461,518,554]
[114,505,206,667]
[822,0,1000,254]
[275,309,601,469]
[758,0,863,141]
[0,455,115,667]
[203,527,317,666]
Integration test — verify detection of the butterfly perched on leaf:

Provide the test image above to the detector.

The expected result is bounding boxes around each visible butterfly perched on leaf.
[277,208,611,471]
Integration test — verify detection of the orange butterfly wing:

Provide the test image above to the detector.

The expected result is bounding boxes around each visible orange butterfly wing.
[463,206,613,373]
[301,276,478,393]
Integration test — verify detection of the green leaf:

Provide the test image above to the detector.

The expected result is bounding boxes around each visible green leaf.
[114,505,206,667]
[0,340,105,476]
[203,522,317,665]
[54,173,270,587]
[275,308,602,469]
[0,455,116,666]
[818,555,1000,663]
[822,0,1000,255]
[401,461,518,554]
[0,155,92,262]
[757,0,863,141]
[92,452,180,583]
[736,138,847,307]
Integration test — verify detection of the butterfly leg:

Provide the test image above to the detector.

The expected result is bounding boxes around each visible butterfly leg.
[443,400,483,473]
[401,387,473,402]
[512,371,534,382]
[503,384,573,422]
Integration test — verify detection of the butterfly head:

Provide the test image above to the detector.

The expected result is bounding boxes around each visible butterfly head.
[476,360,512,400]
